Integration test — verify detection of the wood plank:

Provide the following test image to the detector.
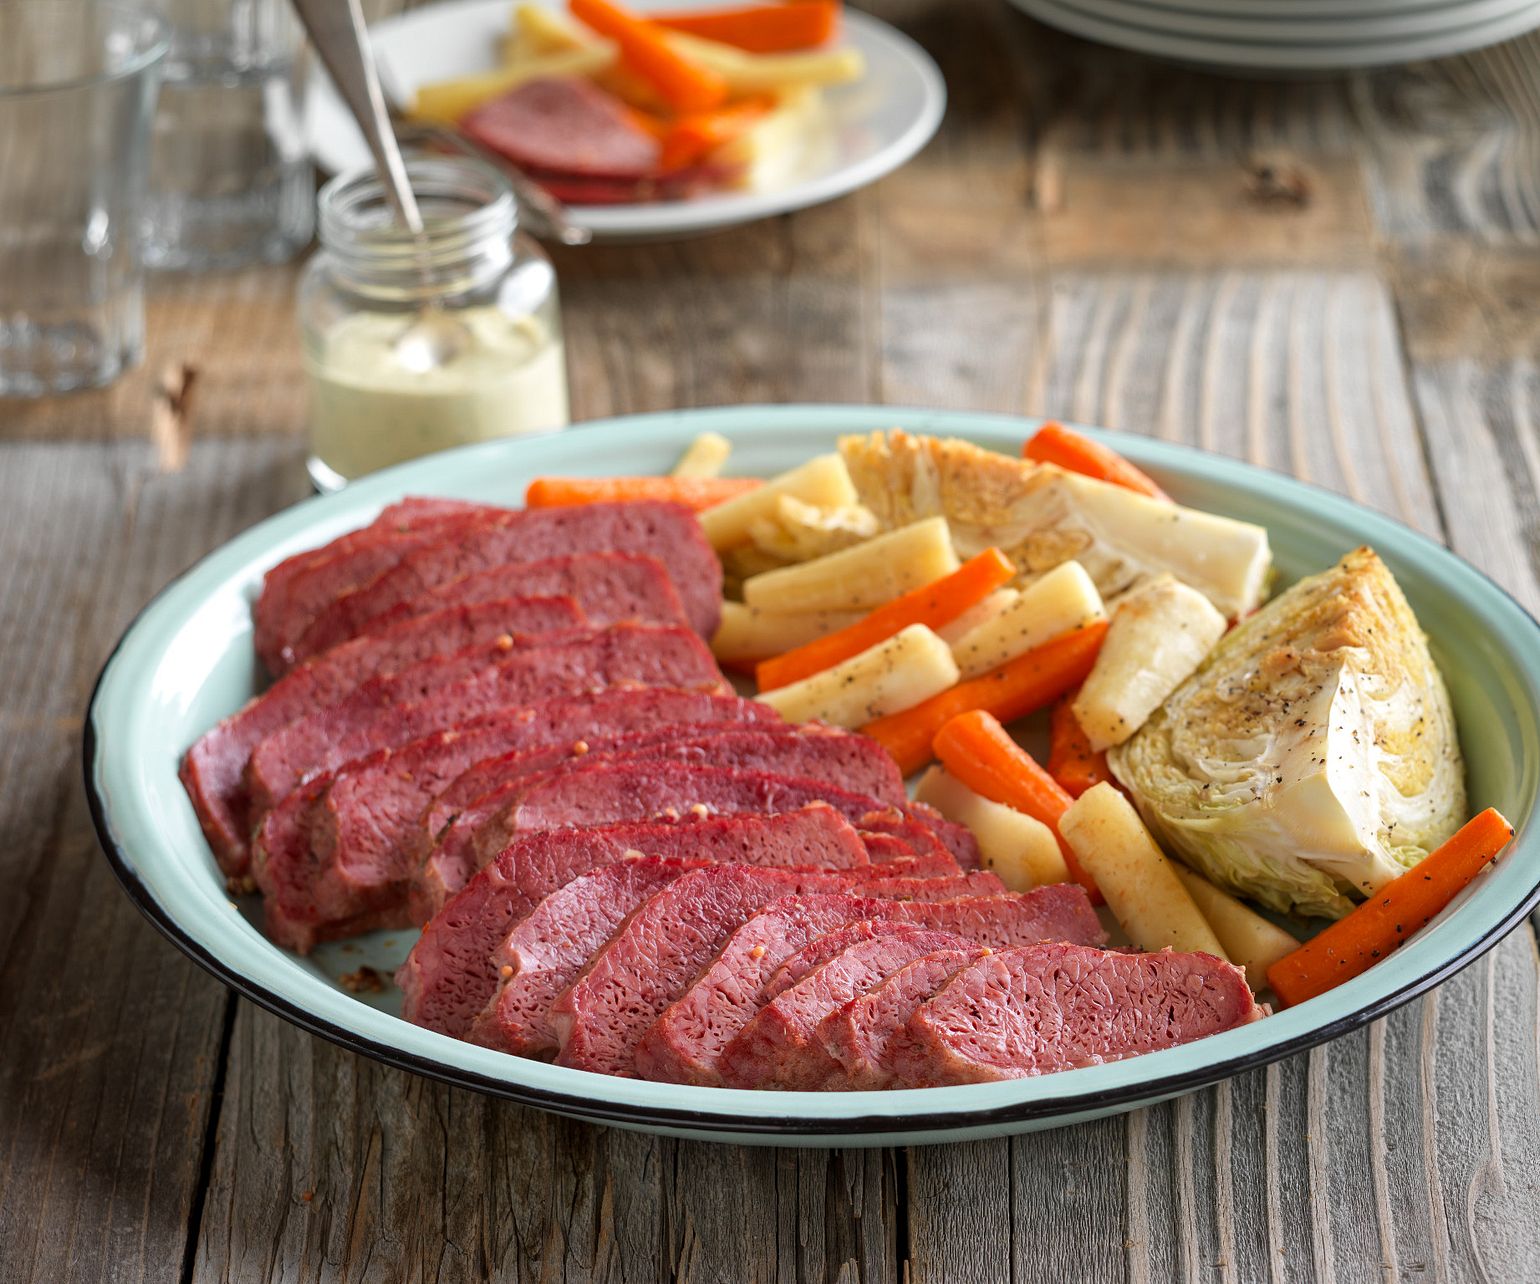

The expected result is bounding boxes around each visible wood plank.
[0,440,304,1284]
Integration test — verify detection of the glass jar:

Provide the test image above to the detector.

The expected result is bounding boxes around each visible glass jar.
[298,155,569,491]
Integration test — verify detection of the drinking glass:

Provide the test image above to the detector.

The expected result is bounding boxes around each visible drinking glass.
[143,0,314,270]
[0,3,168,396]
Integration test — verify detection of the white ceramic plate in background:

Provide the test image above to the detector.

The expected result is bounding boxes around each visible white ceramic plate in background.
[304,0,946,240]
[1006,0,1540,71]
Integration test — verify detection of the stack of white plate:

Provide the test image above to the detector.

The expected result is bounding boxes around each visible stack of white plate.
[1006,0,1540,71]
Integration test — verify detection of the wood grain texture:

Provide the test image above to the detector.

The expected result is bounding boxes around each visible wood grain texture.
[3,1,1539,1281]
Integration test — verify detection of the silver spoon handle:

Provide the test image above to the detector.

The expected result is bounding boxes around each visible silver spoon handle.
[390,115,592,247]
[292,0,423,234]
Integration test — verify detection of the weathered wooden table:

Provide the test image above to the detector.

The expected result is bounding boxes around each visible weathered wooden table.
[4,2,1539,1279]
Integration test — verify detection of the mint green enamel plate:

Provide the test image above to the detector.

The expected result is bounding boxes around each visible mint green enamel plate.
[85,406,1540,1146]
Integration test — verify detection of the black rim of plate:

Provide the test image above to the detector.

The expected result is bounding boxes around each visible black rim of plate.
[80,417,1540,1140]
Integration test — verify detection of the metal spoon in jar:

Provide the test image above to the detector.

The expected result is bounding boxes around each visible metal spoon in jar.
[291,0,471,373]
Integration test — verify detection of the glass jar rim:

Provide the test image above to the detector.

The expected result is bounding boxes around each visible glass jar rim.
[0,3,170,98]
[318,155,519,256]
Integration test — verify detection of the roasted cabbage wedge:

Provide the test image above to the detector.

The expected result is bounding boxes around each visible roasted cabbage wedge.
[838,429,1272,620]
[1108,547,1466,920]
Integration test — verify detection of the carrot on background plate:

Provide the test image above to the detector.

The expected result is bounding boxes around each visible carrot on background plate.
[524,475,760,512]
[860,619,1107,776]
[932,710,1102,902]
[1265,808,1515,1007]
[756,548,1015,692]
[569,0,730,112]
[1047,694,1115,798]
[650,2,840,54]
[660,97,772,170]
[1023,422,1171,502]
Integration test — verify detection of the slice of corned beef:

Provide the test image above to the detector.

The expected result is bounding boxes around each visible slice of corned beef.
[550,868,992,1078]
[467,856,706,1056]
[721,927,970,1089]
[638,882,1101,1087]
[295,690,776,922]
[290,501,721,664]
[856,832,920,864]
[460,78,661,180]
[890,944,1262,1087]
[252,694,777,952]
[260,497,490,609]
[345,551,689,640]
[503,762,963,858]
[181,596,582,879]
[288,718,804,938]
[763,920,925,1001]
[414,726,908,915]
[854,810,953,863]
[645,884,1105,1086]
[398,806,871,1037]
[473,867,982,1059]
[425,723,903,842]
[818,948,990,1090]
[245,623,724,814]
[255,505,513,674]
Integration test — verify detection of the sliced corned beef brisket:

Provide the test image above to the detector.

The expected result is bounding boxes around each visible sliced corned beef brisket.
[255,503,512,673]
[498,761,971,865]
[411,725,908,917]
[549,867,1001,1078]
[259,690,777,927]
[889,944,1262,1087]
[245,623,725,814]
[253,694,780,952]
[288,501,721,665]
[634,883,1102,1086]
[180,595,583,878]
[397,807,874,1038]
[342,550,689,639]
[721,926,971,1088]
[817,948,991,1090]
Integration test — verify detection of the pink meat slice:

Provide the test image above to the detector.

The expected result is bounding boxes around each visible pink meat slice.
[501,761,969,863]
[721,927,971,1089]
[818,948,991,1090]
[890,944,1263,1087]
[346,551,689,639]
[763,919,925,1000]
[259,497,489,607]
[466,857,708,1056]
[252,693,777,952]
[397,805,872,1038]
[291,501,721,664]
[550,867,997,1078]
[473,869,986,1059]
[180,595,582,878]
[636,883,1103,1087]
[255,504,513,673]
[245,622,725,815]
[459,78,661,180]
[413,726,908,916]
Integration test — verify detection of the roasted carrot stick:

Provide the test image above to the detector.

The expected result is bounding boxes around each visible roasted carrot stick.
[756,548,1015,692]
[932,710,1101,901]
[1023,422,1171,502]
[570,0,729,112]
[660,97,772,170]
[524,475,760,512]
[1266,808,1515,1007]
[1047,694,1115,798]
[860,619,1107,777]
[650,2,839,53]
